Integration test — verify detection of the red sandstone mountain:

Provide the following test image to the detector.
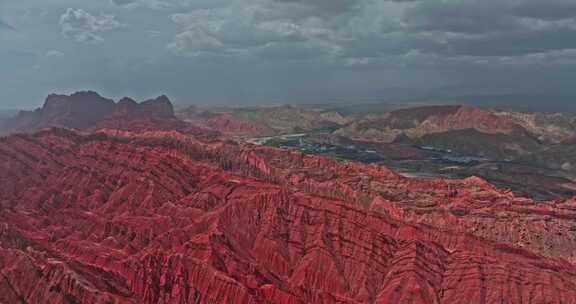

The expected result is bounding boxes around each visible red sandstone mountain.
[335,105,527,143]
[335,104,576,145]
[493,110,576,144]
[177,105,349,136]
[1,127,575,303]
[1,92,184,135]
[332,104,569,161]
[178,109,277,136]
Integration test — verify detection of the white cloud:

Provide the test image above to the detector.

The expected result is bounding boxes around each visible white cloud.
[165,0,426,62]
[168,29,224,56]
[59,8,124,43]
[167,0,343,59]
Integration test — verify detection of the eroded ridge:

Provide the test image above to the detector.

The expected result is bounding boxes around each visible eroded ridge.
[0,129,575,303]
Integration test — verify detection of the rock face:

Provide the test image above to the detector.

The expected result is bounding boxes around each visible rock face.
[1,127,576,303]
[4,91,116,132]
[1,92,177,134]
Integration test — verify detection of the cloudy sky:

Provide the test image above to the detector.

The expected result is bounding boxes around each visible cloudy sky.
[1,0,576,109]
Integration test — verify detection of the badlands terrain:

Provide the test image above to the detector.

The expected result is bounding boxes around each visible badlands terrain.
[1,92,576,303]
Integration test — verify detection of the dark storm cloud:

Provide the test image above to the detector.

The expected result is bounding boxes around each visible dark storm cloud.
[2,0,576,109]
[446,28,576,57]
[513,0,576,20]
[379,0,576,59]
[403,1,520,34]
[166,0,576,61]
[403,0,576,34]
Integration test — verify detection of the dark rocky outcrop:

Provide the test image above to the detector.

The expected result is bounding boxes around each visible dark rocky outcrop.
[1,92,176,134]
[114,96,174,119]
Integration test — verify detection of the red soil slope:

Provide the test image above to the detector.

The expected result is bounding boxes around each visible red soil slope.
[0,128,575,303]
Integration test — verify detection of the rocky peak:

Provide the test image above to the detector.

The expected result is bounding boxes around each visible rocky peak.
[2,91,177,134]
[113,95,175,119]
[43,91,113,109]
[43,94,68,109]
[139,95,175,118]
[113,97,139,117]
[37,91,116,129]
